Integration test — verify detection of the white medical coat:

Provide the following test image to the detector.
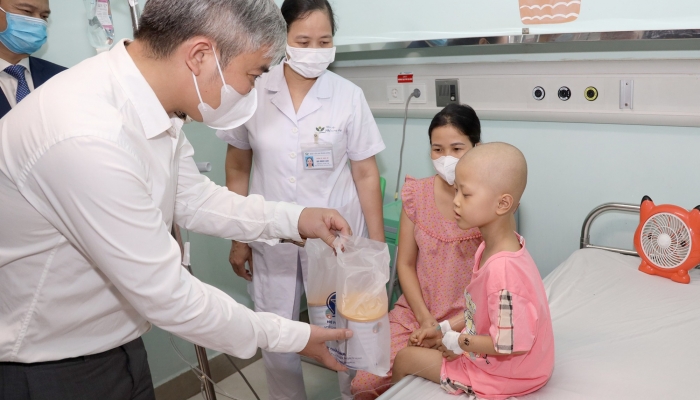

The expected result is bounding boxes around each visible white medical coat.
[217,65,385,315]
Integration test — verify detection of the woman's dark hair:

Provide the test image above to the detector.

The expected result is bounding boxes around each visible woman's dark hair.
[428,104,481,146]
[281,0,337,35]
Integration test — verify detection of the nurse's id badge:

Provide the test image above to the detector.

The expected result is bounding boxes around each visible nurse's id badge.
[301,133,334,170]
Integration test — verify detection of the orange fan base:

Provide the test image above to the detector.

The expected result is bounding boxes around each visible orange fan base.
[638,260,691,284]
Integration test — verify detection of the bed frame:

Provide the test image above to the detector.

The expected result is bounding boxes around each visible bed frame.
[579,202,640,257]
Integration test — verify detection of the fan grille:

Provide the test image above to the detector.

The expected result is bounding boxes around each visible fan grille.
[640,212,691,269]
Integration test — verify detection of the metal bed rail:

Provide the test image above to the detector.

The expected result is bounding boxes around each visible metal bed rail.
[579,202,640,257]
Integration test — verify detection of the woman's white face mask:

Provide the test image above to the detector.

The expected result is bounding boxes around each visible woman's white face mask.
[432,156,460,185]
[284,45,336,78]
[192,47,257,130]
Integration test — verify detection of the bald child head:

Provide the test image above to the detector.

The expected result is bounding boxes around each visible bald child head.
[455,142,527,215]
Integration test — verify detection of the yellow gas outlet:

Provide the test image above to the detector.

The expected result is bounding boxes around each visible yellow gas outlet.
[584,86,598,101]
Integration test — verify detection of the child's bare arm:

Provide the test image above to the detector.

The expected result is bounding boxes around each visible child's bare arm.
[456,334,526,356]
[457,334,500,355]
[446,313,466,332]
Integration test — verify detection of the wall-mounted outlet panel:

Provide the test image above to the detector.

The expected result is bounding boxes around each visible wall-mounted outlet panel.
[333,59,700,127]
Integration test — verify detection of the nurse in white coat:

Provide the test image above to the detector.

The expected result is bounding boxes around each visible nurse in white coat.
[216,1,385,398]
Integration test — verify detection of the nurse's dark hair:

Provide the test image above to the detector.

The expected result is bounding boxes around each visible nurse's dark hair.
[135,0,287,66]
[281,0,337,35]
[428,104,481,146]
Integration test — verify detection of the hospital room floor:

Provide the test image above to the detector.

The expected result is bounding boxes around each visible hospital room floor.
[185,359,342,400]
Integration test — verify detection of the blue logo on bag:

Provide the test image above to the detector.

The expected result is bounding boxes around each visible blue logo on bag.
[325,292,336,320]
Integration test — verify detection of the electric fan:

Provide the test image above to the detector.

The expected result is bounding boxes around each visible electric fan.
[633,196,700,284]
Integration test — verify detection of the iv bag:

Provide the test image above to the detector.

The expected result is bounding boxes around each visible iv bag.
[84,0,115,53]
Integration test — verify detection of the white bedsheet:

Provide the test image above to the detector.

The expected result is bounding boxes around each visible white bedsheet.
[378,249,700,399]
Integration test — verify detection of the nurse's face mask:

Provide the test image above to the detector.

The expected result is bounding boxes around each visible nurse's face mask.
[192,47,257,130]
[0,6,47,55]
[285,45,336,79]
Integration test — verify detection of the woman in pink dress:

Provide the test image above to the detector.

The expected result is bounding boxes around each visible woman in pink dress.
[352,104,483,399]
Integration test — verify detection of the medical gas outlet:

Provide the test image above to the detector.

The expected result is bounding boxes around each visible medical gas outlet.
[532,86,545,101]
[584,86,598,101]
[558,86,571,101]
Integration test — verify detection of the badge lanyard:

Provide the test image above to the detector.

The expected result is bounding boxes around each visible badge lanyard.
[301,133,334,170]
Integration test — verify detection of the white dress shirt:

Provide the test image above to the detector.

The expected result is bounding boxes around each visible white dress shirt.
[0,56,34,107]
[0,40,310,363]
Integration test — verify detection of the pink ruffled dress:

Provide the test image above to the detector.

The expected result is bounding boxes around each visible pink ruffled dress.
[351,176,482,399]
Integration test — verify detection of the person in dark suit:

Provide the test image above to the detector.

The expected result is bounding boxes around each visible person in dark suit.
[0,0,65,118]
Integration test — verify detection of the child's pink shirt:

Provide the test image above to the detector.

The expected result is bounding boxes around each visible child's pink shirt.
[444,234,554,399]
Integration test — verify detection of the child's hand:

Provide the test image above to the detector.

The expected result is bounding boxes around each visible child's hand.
[436,340,461,362]
[409,326,441,348]
[413,318,438,346]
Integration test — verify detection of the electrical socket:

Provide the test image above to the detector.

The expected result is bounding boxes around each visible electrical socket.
[387,84,405,104]
[405,84,427,104]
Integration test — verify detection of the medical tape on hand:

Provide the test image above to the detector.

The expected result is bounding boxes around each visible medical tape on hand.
[442,331,464,355]
[439,320,452,337]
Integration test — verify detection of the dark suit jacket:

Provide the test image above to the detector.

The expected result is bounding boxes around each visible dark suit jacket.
[0,56,67,118]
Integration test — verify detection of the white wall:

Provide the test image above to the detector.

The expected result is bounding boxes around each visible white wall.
[36,0,135,67]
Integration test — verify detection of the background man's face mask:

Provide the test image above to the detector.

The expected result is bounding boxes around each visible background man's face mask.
[284,45,336,78]
[192,48,257,130]
[432,155,460,185]
[0,6,47,55]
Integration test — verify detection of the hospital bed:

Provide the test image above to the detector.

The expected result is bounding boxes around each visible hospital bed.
[378,203,700,399]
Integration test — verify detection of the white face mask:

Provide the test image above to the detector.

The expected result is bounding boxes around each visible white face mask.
[432,156,460,185]
[284,45,336,78]
[192,48,257,130]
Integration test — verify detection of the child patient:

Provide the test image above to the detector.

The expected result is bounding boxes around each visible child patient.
[392,142,554,399]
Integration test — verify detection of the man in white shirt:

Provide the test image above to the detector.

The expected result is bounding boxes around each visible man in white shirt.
[0,0,353,399]
[0,0,66,118]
